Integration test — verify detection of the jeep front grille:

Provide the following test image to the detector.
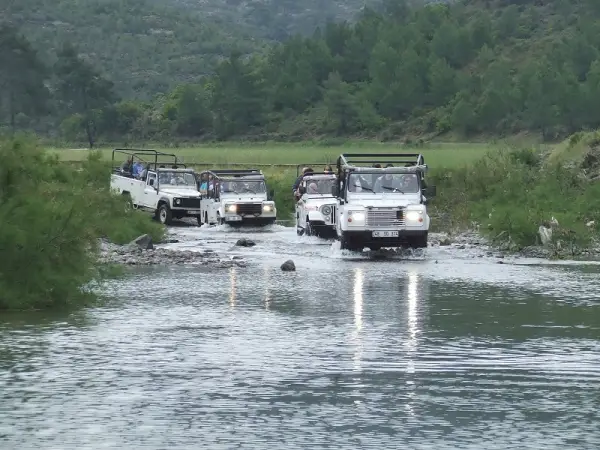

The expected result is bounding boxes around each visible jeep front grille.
[237,203,262,216]
[366,208,405,227]
[177,197,201,209]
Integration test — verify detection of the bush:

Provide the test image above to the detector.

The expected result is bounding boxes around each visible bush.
[429,147,600,249]
[0,137,165,310]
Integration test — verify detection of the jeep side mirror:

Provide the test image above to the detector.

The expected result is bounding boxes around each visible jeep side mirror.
[298,186,306,195]
[424,185,436,198]
[268,189,275,200]
[149,179,155,186]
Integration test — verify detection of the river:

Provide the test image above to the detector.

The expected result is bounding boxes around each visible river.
[1,225,600,449]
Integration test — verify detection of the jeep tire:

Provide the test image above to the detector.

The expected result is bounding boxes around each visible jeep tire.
[157,203,173,225]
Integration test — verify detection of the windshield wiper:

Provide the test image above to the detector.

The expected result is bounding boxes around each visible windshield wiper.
[242,187,256,194]
[381,185,405,194]
[358,185,375,193]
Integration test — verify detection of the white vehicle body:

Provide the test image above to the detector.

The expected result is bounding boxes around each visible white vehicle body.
[333,153,436,251]
[198,171,276,227]
[295,174,337,238]
[110,168,202,225]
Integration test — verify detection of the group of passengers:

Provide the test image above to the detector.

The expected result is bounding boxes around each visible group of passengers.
[292,165,334,200]
[350,163,421,193]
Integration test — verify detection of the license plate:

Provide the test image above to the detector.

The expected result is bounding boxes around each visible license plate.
[226,216,242,221]
[187,210,200,214]
[372,230,399,238]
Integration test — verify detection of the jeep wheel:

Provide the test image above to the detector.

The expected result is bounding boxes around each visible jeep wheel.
[196,215,202,226]
[122,192,133,212]
[339,233,361,252]
[157,203,173,225]
[305,220,313,236]
[296,226,304,236]
[410,232,428,249]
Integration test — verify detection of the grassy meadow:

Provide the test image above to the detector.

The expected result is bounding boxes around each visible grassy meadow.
[48,142,499,168]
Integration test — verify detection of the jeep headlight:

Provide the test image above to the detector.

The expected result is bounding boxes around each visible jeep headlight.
[262,203,274,212]
[347,210,365,224]
[174,198,181,205]
[321,205,332,215]
[225,203,237,213]
[405,210,424,223]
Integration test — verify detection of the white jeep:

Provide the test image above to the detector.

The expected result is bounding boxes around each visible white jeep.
[110,149,202,225]
[332,153,436,252]
[198,169,276,227]
[295,173,338,238]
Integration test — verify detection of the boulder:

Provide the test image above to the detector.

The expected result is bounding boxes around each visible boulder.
[235,238,256,247]
[130,234,153,250]
[281,260,296,271]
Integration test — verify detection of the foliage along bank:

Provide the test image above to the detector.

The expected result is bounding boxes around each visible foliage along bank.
[6,1,600,145]
[0,137,164,311]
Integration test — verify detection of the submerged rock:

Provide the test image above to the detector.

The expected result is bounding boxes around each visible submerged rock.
[235,238,256,247]
[131,234,153,250]
[281,260,296,271]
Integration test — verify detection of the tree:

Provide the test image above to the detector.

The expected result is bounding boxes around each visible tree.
[54,44,117,148]
[0,26,49,132]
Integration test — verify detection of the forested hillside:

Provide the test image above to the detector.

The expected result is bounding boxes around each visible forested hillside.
[2,0,261,98]
[5,0,600,143]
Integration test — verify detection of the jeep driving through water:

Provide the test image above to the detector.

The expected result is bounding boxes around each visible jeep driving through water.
[110,148,203,225]
[197,169,276,227]
[331,153,436,252]
[294,166,337,238]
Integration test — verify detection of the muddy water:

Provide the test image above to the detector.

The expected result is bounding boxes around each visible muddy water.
[1,225,600,449]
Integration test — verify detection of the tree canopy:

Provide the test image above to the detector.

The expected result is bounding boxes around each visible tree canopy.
[5,0,600,142]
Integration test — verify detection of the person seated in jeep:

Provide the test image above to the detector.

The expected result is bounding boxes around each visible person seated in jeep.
[373,169,403,192]
[307,182,319,194]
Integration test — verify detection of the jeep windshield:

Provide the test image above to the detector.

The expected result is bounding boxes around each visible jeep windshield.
[303,178,334,195]
[158,171,198,188]
[347,172,420,194]
[221,179,266,194]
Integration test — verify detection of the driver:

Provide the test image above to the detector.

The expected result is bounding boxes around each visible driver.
[374,170,402,192]
[307,182,318,194]
[400,175,418,191]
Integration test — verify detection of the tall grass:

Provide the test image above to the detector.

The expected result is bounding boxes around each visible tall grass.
[429,147,600,249]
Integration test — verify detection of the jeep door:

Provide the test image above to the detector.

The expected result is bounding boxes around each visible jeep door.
[143,172,160,209]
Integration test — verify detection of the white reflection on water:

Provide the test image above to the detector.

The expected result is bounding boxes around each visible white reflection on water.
[405,271,420,418]
[264,264,271,310]
[352,267,364,374]
[229,266,237,308]
[353,267,364,332]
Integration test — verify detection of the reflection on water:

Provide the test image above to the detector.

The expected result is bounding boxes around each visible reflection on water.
[229,265,237,308]
[353,267,363,332]
[1,229,600,449]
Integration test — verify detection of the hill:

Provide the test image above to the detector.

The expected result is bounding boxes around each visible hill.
[3,0,383,99]
[3,0,262,98]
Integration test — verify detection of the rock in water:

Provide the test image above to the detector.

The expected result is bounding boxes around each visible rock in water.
[131,234,153,250]
[235,238,256,247]
[281,260,296,271]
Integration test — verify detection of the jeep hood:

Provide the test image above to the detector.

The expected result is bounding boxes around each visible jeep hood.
[302,196,336,207]
[160,188,201,197]
[221,194,268,202]
[345,194,422,208]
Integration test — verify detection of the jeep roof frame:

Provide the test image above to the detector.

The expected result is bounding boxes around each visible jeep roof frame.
[336,153,428,175]
[112,148,187,171]
[295,163,335,177]
[200,169,264,179]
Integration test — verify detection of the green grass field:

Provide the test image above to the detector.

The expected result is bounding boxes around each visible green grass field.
[48,142,499,168]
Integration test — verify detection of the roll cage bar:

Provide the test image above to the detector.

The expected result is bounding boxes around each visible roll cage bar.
[112,148,188,173]
[336,153,427,175]
[295,163,335,177]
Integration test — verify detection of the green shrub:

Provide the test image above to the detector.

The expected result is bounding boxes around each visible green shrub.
[0,137,165,310]
[429,147,600,249]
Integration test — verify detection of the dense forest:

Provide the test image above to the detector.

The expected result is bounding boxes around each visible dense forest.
[4,0,600,144]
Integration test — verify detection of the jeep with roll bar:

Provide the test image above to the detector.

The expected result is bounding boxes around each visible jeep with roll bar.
[331,153,436,252]
[293,164,337,238]
[110,148,203,225]
[197,169,276,227]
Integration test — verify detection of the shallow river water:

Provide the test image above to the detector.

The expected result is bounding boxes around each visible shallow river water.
[2,225,600,449]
